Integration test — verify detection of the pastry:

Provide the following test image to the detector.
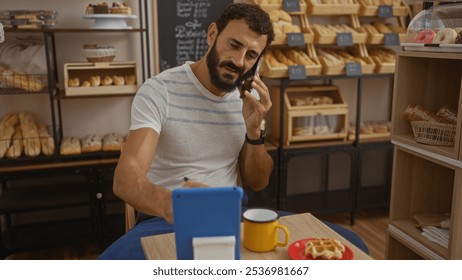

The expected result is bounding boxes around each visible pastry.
[101,75,113,86]
[112,75,125,86]
[102,132,125,151]
[110,2,132,15]
[124,74,136,85]
[433,28,458,44]
[6,126,23,159]
[90,75,101,86]
[81,81,91,87]
[68,77,80,87]
[304,238,345,260]
[414,29,436,43]
[60,136,81,155]
[80,134,102,153]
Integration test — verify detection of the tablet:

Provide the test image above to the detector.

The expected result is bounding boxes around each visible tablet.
[172,186,243,260]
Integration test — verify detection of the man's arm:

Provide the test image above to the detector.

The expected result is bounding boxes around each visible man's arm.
[238,142,273,191]
[113,127,174,223]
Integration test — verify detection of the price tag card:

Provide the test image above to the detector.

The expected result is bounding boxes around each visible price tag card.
[287,32,305,46]
[336,32,354,46]
[345,62,362,77]
[288,65,306,80]
[283,0,301,12]
[378,5,393,18]
[384,33,400,46]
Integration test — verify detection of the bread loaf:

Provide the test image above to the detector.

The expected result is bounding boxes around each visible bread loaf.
[6,126,23,159]
[60,136,81,155]
[81,134,102,153]
[102,132,125,151]
[38,124,55,156]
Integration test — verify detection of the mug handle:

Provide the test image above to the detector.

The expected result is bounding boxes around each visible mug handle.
[276,224,289,247]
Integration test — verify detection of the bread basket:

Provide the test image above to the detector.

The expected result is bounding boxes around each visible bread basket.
[411,121,456,146]
[81,47,119,62]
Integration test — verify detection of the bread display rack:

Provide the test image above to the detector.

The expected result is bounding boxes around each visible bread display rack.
[271,85,348,145]
[64,61,139,96]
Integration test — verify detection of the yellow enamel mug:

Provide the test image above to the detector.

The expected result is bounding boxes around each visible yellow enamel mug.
[242,208,289,252]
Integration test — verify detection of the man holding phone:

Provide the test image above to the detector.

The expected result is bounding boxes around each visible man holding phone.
[98,3,275,259]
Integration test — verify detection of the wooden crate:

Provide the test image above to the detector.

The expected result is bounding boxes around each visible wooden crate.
[252,0,307,14]
[64,61,139,97]
[371,55,395,73]
[273,14,315,45]
[306,0,360,15]
[260,44,322,78]
[312,26,367,44]
[271,85,349,145]
[357,0,409,16]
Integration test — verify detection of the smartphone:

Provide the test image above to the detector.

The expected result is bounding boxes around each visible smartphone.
[240,56,262,98]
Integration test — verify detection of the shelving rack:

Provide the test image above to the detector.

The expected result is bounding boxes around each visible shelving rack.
[0,0,150,258]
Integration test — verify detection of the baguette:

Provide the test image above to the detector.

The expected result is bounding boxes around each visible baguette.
[6,126,23,159]
[37,124,55,156]
[0,123,15,158]
[21,122,41,157]
[1,112,19,127]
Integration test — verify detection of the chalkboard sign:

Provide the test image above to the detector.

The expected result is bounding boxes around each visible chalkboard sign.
[153,0,232,73]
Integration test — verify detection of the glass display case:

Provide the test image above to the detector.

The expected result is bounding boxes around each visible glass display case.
[402,2,462,52]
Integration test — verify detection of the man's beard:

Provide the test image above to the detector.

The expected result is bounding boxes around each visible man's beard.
[206,40,254,93]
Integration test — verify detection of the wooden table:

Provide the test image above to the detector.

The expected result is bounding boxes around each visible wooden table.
[141,212,373,260]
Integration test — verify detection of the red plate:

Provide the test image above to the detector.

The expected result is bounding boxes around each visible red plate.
[288,238,354,260]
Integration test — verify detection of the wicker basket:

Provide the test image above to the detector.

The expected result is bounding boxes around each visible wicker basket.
[411,121,456,146]
[81,47,119,62]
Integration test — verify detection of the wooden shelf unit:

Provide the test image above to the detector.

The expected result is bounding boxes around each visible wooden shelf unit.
[387,50,462,259]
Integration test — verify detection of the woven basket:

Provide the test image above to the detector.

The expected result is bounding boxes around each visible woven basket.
[411,121,456,146]
[81,47,118,62]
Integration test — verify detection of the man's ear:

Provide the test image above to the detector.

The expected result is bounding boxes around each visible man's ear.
[207,23,217,45]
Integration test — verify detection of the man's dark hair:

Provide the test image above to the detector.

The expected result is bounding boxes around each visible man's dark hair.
[215,3,275,48]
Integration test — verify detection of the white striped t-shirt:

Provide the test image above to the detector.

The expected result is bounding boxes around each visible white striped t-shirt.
[130,62,246,190]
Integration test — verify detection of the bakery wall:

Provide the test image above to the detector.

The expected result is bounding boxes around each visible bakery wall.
[1,0,396,138]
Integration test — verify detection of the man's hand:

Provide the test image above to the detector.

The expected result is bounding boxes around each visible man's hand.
[240,74,272,138]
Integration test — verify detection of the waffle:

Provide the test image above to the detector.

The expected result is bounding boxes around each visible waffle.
[304,238,345,260]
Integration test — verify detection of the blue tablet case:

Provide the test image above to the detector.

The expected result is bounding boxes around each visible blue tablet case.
[172,186,243,260]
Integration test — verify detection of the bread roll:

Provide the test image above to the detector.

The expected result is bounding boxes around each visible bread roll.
[81,81,91,87]
[124,74,136,85]
[90,75,101,86]
[80,134,102,153]
[6,126,23,159]
[101,76,113,86]
[102,132,125,151]
[68,77,80,87]
[60,136,81,155]
[112,75,125,86]
[38,124,55,156]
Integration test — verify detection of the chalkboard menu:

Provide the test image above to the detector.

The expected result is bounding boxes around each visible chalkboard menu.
[153,0,232,73]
